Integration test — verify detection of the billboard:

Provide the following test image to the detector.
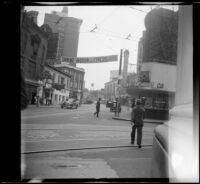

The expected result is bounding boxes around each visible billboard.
[62,55,118,64]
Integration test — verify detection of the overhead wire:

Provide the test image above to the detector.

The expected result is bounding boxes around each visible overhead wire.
[89,6,121,32]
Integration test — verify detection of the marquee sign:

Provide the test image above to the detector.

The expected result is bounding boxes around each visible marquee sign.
[62,55,118,64]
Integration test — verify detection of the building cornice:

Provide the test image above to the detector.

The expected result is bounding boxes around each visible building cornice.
[45,63,71,78]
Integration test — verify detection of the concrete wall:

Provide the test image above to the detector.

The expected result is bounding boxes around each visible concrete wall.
[141,62,176,92]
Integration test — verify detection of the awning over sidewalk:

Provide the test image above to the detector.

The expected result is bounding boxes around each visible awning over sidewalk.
[25,78,40,87]
[127,87,175,96]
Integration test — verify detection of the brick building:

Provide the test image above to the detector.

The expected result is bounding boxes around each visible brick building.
[21,9,48,104]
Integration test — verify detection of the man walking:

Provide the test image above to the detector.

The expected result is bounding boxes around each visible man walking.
[94,98,101,117]
[131,99,145,148]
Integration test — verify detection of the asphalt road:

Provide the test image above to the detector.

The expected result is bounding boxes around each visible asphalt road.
[21,104,158,180]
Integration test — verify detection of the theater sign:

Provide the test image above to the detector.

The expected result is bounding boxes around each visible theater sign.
[62,55,118,64]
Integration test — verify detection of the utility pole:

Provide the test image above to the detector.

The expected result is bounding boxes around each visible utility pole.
[115,49,123,117]
[118,49,123,77]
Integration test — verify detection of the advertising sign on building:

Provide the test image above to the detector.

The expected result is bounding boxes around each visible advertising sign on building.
[62,55,118,64]
[139,71,150,82]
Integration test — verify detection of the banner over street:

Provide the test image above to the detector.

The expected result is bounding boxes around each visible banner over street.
[62,55,118,64]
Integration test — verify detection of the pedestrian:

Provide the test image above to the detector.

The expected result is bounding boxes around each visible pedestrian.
[48,96,51,106]
[115,98,121,117]
[127,98,130,111]
[94,98,101,117]
[130,99,145,148]
[141,97,146,107]
[131,98,135,108]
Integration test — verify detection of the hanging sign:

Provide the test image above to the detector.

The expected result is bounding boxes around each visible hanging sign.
[62,55,118,64]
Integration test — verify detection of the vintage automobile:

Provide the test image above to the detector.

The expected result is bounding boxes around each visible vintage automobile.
[61,98,78,109]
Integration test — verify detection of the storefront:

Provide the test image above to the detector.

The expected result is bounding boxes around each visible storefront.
[126,87,175,120]
[24,78,40,104]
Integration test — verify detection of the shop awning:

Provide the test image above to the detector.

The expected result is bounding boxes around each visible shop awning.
[126,87,175,96]
[24,78,40,87]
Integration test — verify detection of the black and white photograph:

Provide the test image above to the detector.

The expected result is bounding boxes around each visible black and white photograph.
[19,3,198,183]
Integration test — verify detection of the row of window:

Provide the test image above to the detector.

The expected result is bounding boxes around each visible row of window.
[51,71,83,90]
[54,94,67,102]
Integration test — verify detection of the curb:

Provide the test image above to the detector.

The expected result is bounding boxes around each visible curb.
[27,105,60,108]
[112,117,164,124]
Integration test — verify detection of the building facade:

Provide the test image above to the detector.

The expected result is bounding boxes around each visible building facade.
[104,79,118,101]
[126,7,178,120]
[44,64,71,104]
[21,10,48,104]
[109,70,118,81]
[43,7,82,61]
[54,63,85,101]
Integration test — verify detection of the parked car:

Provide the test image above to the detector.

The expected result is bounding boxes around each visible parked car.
[61,98,78,109]
[83,99,93,104]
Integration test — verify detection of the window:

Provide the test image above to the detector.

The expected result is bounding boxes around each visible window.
[52,73,55,83]
[55,94,58,101]
[62,96,65,101]
[59,95,61,101]
[61,77,64,84]
[58,75,61,84]
[66,79,69,88]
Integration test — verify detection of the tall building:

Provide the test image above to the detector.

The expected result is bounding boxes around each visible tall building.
[43,7,82,61]
[127,7,179,120]
[138,8,178,66]
[110,70,118,81]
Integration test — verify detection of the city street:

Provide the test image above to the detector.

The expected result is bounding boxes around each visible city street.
[21,104,158,179]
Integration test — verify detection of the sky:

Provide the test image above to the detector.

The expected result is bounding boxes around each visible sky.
[24,5,178,90]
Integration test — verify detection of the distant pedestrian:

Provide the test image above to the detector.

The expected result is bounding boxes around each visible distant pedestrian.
[115,98,121,117]
[130,99,145,148]
[141,97,146,107]
[127,98,131,111]
[94,98,101,117]
[131,98,136,108]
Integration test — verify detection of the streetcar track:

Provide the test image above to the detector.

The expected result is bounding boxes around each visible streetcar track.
[22,144,153,154]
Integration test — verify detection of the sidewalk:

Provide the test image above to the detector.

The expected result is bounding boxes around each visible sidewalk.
[27,104,60,108]
[112,106,165,124]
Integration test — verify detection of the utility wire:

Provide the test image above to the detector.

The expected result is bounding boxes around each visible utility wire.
[90,6,121,32]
